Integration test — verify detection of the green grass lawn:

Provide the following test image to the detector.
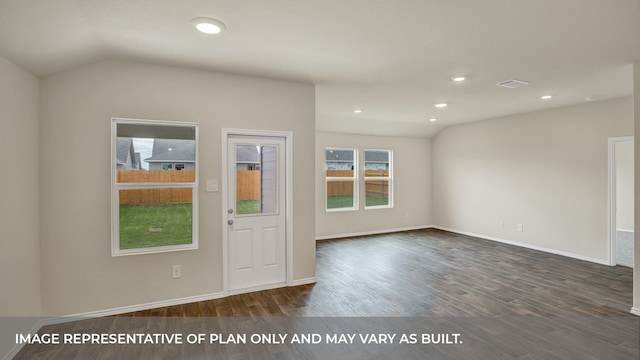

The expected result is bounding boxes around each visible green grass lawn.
[237,196,389,212]
[364,196,389,207]
[119,203,192,249]
[327,195,388,209]
[120,197,388,249]
[237,200,261,214]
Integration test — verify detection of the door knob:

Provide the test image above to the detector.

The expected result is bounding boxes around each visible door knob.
[228,208,234,214]
[228,219,234,225]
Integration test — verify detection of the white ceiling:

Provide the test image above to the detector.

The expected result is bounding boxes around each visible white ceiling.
[1,0,639,138]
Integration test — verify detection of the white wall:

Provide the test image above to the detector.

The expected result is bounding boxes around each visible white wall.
[432,97,633,263]
[616,140,634,231]
[316,132,431,238]
[39,60,316,316]
[0,55,41,357]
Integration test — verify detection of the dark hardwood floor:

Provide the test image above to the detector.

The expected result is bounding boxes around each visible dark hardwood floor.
[14,229,638,359]
[111,228,633,318]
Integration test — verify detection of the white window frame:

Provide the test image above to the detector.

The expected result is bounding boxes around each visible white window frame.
[111,118,199,256]
[325,147,358,212]
[364,149,393,209]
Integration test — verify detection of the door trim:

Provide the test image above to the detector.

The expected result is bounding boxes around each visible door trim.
[608,136,633,266]
[221,128,294,295]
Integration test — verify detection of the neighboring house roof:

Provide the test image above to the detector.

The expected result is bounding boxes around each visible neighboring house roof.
[145,139,195,163]
[116,138,133,165]
[236,145,260,164]
[116,137,141,169]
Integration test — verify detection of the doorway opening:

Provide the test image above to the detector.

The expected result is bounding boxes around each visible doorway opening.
[608,136,634,267]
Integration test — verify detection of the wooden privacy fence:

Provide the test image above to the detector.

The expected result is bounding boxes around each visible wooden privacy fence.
[117,170,195,183]
[326,170,389,198]
[117,170,195,205]
[236,170,261,201]
[119,188,192,205]
[117,169,389,204]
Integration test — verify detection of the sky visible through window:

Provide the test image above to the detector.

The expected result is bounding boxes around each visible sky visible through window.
[132,138,153,170]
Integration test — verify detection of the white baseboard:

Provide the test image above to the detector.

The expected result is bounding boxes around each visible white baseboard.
[292,277,317,286]
[4,280,320,359]
[65,291,227,319]
[316,225,433,241]
[3,320,43,360]
[433,226,610,266]
[630,307,640,317]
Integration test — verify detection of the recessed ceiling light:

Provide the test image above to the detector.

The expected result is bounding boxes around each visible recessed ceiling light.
[434,102,448,108]
[451,76,467,82]
[191,17,226,34]
[429,118,437,122]
[353,109,362,114]
[540,95,553,100]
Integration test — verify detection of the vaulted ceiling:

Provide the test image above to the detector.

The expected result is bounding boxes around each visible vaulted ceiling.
[1,0,639,137]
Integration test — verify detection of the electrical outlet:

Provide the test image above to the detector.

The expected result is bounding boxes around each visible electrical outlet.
[517,224,524,232]
[172,265,181,279]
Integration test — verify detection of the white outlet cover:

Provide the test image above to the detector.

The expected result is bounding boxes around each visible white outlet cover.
[172,265,181,278]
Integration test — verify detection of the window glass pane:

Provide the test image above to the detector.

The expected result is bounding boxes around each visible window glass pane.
[118,188,193,249]
[113,119,198,256]
[364,150,389,176]
[365,179,389,207]
[116,136,195,182]
[327,180,355,209]
[326,149,355,177]
[235,145,278,215]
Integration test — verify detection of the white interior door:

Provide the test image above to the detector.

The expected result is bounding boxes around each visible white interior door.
[227,135,287,292]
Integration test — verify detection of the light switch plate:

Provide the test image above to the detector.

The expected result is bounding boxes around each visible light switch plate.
[206,180,218,192]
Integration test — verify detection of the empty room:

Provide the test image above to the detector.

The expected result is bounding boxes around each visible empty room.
[1,1,640,359]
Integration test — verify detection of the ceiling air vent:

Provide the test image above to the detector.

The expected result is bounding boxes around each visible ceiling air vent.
[496,79,530,89]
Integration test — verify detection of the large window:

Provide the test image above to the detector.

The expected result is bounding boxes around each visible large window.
[112,118,198,256]
[364,149,392,209]
[325,148,358,211]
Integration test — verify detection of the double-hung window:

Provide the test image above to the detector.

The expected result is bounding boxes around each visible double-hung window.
[364,149,392,209]
[325,148,358,211]
[111,118,198,256]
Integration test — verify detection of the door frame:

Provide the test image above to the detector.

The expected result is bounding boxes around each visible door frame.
[608,136,634,266]
[221,128,294,295]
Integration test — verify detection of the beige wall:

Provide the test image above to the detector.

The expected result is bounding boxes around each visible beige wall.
[39,61,315,316]
[616,140,634,231]
[0,55,41,358]
[0,56,41,316]
[433,97,633,263]
[316,132,432,238]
